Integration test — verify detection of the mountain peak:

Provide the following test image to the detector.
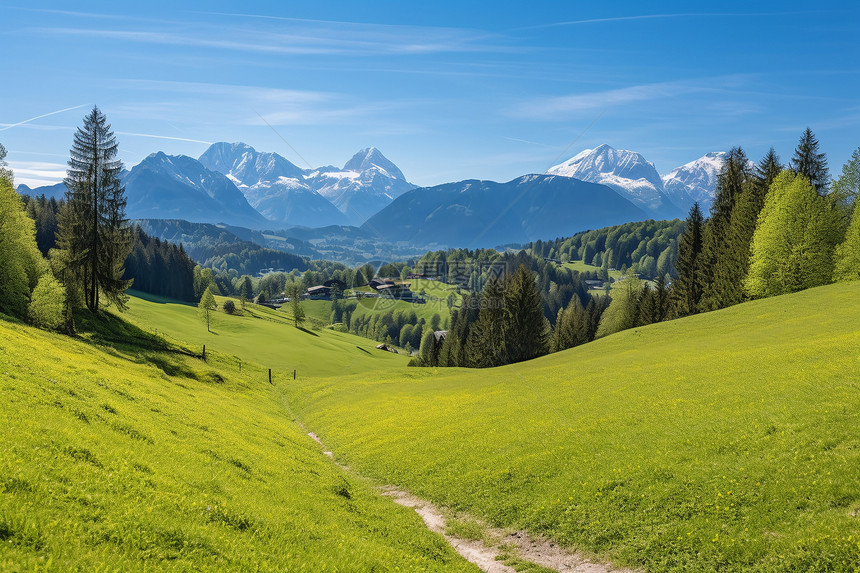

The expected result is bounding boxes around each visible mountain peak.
[662,152,727,210]
[546,145,671,214]
[343,148,405,180]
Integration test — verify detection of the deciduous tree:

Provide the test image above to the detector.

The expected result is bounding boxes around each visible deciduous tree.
[0,177,44,318]
[198,286,217,332]
[745,171,841,297]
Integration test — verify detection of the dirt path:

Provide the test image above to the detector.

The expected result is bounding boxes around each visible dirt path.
[307,432,637,573]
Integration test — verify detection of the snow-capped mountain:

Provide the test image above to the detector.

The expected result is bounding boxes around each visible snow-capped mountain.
[199,142,347,228]
[548,144,734,216]
[123,152,270,229]
[309,148,415,225]
[199,143,414,227]
[662,152,726,211]
[547,144,679,217]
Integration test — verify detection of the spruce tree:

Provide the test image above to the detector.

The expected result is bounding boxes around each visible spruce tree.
[465,275,509,367]
[699,147,752,311]
[502,265,549,363]
[718,150,785,308]
[552,296,590,352]
[438,294,479,367]
[419,329,441,366]
[670,203,705,316]
[57,107,131,312]
[791,127,829,195]
[755,148,783,192]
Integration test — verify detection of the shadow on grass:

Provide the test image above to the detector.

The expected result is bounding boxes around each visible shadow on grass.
[127,289,196,306]
[75,311,199,359]
[75,311,207,381]
[297,327,320,337]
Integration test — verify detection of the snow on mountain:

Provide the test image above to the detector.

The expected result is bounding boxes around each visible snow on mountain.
[311,148,415,225]
[662,152,726,212]
[547,144,737,217]
[341,147,406,181]
[199,142,345,227]
[547,144,677,216]
[200,143,414,227]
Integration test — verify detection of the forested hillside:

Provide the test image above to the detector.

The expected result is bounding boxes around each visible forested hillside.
[527,219,685,279]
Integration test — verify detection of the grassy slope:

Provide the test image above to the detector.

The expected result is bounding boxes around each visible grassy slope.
[123,291,409,378]
[0,303,472,570]
[303,295,452,331]
[288,281,860,572]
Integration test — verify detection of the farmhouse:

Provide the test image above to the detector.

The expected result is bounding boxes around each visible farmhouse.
[307,285,331,299]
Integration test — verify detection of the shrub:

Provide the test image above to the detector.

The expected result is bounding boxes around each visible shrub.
[223,299,236,314]
[28,274,66,331]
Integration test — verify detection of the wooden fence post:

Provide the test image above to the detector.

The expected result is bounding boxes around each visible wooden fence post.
[293,369,296,380]
[202,345,206,360]
[269,369,272,385]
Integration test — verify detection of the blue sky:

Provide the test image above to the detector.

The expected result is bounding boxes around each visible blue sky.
[2,0,858,189]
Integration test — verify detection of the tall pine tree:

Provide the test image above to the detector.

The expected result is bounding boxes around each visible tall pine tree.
[699,147,752,311]
[57,107,132,312]
[718,150,785,307]
[465,275,509,367]
[670,202,705,317]
[791,127,829,195]
[502,264,549,363]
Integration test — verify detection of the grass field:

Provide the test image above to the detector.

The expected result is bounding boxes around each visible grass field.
[122,290,409,378]
[287,281,860,572]
[562,259,619,277]
[0,300,472,570]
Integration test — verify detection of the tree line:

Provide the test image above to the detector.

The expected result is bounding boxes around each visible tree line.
[599,129,860,337]
[22,194,199,303]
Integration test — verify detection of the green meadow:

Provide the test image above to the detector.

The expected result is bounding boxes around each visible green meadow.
[123,291,409,377]
[288,281,860,572]
[4,280,860,571]
[0,299,471,571]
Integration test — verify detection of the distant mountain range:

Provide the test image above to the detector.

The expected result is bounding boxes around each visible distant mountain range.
[363,174,648,248]
[547,144,726,216]
[17,142,727,251]
[198,143,414,227]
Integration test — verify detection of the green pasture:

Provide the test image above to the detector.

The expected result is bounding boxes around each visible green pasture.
[288,281,860,572]
[0,309,471,571]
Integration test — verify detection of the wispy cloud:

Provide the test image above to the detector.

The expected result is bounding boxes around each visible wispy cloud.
[8,160,67,187]
[509,77,749,120]
[503,136,555,148]
[115,131,213,145]
[0,104,89,132]
[114,80,397,128]
[31,13,513,58]
[525,11,820,29]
